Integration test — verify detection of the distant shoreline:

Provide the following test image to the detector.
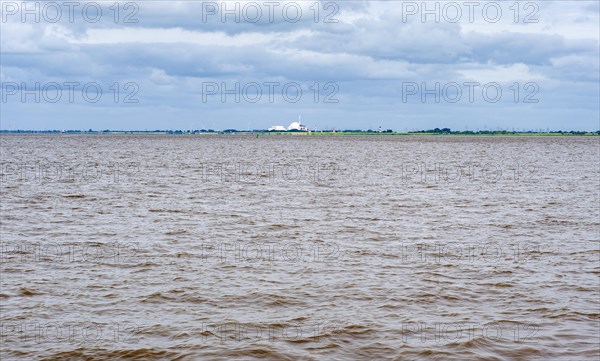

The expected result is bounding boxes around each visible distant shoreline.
[1,130,598,136]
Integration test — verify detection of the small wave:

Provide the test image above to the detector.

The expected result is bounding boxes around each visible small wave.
[41,348,185,361]
[19,287,40,296]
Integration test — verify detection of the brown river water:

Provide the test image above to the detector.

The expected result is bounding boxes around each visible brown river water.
[0,134,598,360]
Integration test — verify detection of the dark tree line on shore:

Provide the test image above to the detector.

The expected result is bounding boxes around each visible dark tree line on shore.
[411,128,595,135]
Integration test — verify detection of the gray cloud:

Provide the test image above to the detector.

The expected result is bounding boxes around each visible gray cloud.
[1,0,598,130]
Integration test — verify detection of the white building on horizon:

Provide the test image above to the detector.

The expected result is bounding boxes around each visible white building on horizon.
[269,118,308,131]
[268,125,287,131]
[286,121,308,131]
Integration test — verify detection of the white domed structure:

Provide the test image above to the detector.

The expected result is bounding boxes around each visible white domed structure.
[287,121,308,131]
[268,117,308,132]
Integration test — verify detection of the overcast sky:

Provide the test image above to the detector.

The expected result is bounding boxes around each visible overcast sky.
[1,0,599,131]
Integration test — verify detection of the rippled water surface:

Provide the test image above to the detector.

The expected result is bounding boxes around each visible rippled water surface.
[1,134,599,360]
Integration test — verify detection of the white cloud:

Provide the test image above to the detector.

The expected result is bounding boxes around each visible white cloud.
[459,63,546,83]
[68,27,314,46]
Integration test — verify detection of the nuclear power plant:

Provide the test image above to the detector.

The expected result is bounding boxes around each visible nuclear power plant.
[268,116,308,131]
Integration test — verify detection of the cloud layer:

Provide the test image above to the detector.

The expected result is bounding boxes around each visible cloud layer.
[1,1,598,130]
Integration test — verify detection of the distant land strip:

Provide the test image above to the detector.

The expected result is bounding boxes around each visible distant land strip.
[1,128,599,136]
